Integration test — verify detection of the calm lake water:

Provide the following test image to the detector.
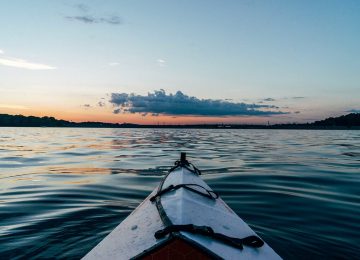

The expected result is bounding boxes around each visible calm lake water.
[0,128,359,259]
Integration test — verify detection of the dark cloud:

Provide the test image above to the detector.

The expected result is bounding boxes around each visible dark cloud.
[292,96,306,99]
[66,3,122,25]
[66,15,96,23]
[263,98,276,102]
[294,111,301,114]
[65,15,122,25]
[98,101,105,107]
[109,90,287,117]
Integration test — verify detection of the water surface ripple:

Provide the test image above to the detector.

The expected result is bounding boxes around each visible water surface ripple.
[0,128,359,259]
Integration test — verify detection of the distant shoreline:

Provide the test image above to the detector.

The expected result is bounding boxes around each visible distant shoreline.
[1,125,359,130]
[0,113,359,130]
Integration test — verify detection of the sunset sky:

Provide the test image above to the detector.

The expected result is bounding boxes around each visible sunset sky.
[0,0,359,124]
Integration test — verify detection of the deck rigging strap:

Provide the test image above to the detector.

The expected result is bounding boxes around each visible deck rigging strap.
[150,183,219,202]
[154,224,264,250]
[169,159,202,175]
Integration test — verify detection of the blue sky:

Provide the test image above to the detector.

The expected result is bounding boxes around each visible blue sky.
[0,0,359,124]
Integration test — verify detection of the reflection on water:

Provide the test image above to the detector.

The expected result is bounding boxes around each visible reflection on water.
[0,128,359,258]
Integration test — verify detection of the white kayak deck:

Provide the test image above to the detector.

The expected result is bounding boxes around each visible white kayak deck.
[83,167,281,259]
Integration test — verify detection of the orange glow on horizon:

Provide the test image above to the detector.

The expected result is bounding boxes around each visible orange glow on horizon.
[0,106,275,125]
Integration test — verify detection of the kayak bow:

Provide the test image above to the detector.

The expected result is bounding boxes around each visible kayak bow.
[83,153,281,259]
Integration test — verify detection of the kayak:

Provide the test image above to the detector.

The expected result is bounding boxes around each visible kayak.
[83,153,281,259]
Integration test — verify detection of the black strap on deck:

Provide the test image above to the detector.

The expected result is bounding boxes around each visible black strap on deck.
[154,224,264,250]
[150,183,219,202]
[168,152,202,175]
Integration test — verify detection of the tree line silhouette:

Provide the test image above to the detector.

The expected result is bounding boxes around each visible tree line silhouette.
[0,113,359,129]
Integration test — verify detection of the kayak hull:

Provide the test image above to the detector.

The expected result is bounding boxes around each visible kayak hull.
[83,164,281,259]
[140,237,212,259]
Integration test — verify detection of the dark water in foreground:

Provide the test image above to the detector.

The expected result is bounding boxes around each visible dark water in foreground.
[0,128,359,259]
